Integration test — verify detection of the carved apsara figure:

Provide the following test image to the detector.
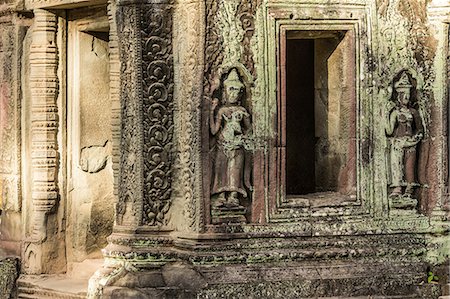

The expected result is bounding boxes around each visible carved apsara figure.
[385,70,423,198]
[210,68,252,210]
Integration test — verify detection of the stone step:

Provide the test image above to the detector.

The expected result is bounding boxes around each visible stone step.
[17,293,38,299]
[17,276,88,299]
[67,258,104,279]
[18,286,86,299]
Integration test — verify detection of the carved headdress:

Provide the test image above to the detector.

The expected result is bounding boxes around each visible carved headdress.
[394,72,412,90]
[224,69,244,90]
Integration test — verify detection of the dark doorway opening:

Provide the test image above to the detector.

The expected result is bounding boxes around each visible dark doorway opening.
[283,31,356,198]
[285,39,316,195]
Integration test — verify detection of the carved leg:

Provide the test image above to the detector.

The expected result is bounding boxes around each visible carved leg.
[389,145,403,189]
[404,149,417,184]
[404,184,414,197]
[389,186,402,198]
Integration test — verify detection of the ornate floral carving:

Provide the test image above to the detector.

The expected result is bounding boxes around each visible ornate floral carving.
[237,0,257,76]
[204,0,224,99]
[115,2,174,228]
[140,5,174,226]
[218,0,244,69]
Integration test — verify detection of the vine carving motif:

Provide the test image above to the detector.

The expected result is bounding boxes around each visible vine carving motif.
[140,6,174,226]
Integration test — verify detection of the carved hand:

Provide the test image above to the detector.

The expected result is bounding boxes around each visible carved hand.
[211,98,220,110]
[386,100,396,112]
[390,108,399,120]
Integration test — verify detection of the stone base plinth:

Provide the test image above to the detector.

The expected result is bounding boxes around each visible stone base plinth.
[211,206,247,224]
[87,233,447,298]
[390,196,418,209]
[96,261,443,299]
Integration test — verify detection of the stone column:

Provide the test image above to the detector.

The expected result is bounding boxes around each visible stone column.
[88,0,175,296]
[23,8,65,274]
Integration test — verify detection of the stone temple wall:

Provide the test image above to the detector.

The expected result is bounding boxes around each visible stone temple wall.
[0,0,30,258]
[0,0,448,298]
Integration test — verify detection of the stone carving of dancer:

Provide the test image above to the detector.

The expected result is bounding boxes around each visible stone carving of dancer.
[210,68,253,211]
[385,70,423,199]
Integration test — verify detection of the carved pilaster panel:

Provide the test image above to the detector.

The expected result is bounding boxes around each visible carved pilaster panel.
[29,9,59,240]
[173,0,204,232]
[116,4,143,227]
[116,2,174,227]
[140,4,174,226]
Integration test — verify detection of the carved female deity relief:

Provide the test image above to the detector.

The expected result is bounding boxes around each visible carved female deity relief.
[385,70,424,209]
[210,68,253,224]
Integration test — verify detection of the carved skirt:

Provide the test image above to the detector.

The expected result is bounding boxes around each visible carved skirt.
[211,145,247,198]
[388,142,417,187]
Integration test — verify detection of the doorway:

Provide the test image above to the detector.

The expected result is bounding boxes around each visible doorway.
[66,6,114,265]
[283,30,357,199]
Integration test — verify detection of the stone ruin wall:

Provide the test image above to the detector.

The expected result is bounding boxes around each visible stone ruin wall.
[0,0,448,297]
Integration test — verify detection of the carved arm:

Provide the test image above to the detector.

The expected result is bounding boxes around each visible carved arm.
[210,99,222,135]
[386,108,398,136]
